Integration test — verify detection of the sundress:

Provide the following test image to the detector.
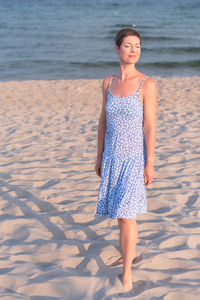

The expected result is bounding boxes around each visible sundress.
[96,75,147,219]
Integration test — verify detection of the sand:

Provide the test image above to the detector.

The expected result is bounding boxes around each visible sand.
[0,77,199,299]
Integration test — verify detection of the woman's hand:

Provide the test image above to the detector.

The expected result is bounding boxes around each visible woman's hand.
[95,158,102,177]
[144,163,154,186]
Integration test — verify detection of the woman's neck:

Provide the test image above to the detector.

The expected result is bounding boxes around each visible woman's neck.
[118,63,139,81]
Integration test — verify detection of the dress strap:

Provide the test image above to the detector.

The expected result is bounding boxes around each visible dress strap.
[138,76,147,91]
[108,75,113,92]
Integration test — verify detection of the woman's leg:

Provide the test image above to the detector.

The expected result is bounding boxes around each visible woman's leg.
[118,218,138,287]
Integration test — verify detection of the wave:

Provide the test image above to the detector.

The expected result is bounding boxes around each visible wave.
[142,46,200,54]
[140,60,200,69]
[110,24,156,29]
[142,35,181,41]
[4,58,200,71]
[70,60,200,69]
[70,61,119,68]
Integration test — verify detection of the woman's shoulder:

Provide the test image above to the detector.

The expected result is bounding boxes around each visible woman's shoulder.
[141,75,157,101]
[102,74,113,91]
[138,72,154,83]
[142,75,156,90]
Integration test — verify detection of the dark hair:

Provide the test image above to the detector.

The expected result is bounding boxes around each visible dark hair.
[115,28,141,48]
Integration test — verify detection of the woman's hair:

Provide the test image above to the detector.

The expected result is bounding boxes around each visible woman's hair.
[115,28,141,48]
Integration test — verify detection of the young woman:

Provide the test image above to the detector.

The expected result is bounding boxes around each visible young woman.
[95,28,157,290]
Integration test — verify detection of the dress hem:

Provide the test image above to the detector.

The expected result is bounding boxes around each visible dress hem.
[96,210,147,219]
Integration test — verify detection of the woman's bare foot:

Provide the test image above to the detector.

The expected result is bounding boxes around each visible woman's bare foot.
[122,272,132,290]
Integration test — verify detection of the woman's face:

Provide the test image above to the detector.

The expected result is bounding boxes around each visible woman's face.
[115,35,141,64]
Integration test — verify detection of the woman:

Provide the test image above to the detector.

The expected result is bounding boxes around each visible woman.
[95,28,157,290]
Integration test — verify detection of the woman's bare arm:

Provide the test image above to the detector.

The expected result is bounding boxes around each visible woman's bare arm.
[95,76,110,176]
[143,77,157,185]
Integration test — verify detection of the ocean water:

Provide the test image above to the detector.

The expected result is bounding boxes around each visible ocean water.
[0,0,200,81]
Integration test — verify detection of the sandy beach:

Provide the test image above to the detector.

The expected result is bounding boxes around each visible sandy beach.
[0,77,199,299]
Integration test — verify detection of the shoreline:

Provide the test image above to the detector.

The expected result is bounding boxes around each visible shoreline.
[0,75,200,83]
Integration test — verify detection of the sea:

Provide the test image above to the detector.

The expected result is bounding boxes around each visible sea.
[0,0,200,81]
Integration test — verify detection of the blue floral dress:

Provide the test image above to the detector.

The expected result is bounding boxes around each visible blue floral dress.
[96,76,147,219]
